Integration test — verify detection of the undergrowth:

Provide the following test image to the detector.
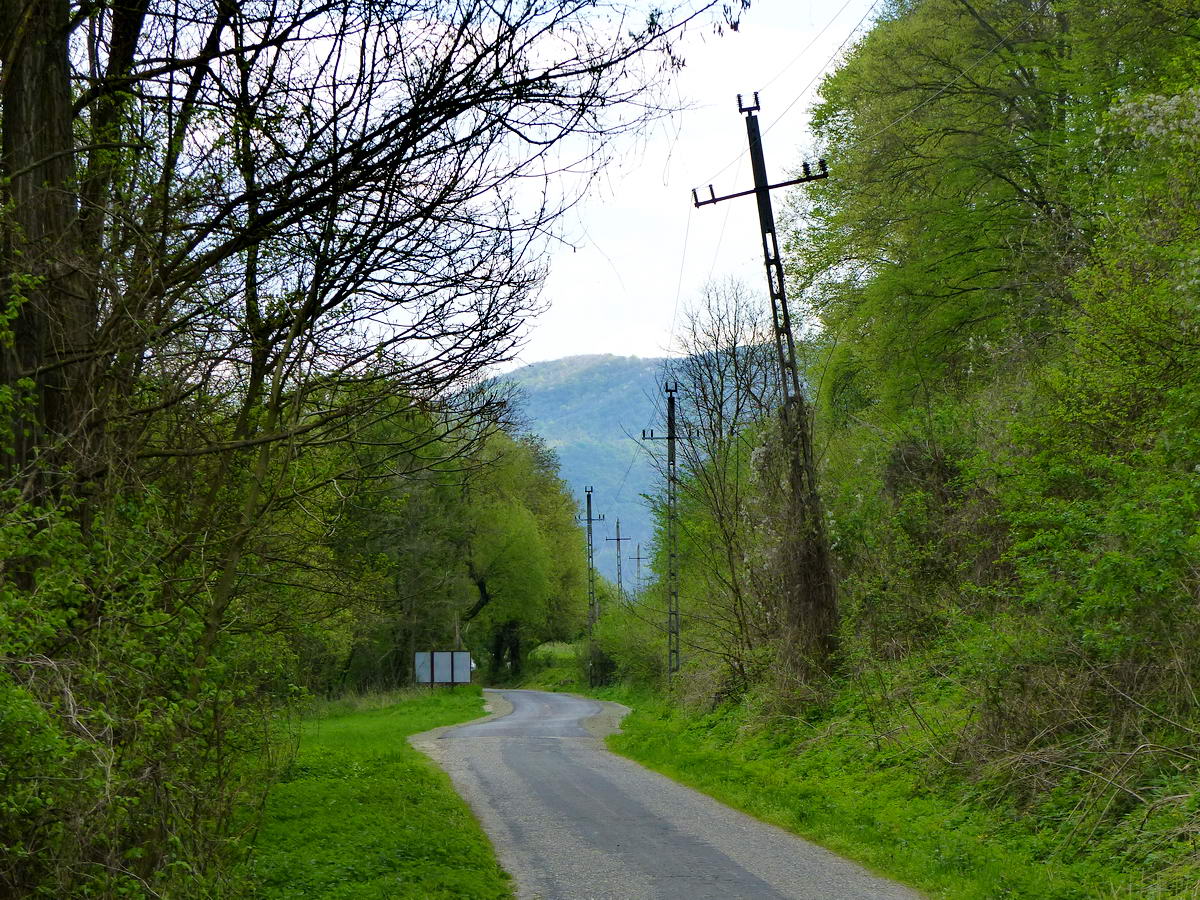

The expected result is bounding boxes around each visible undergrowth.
[525,646,1179,900]
[592,681,1150,900]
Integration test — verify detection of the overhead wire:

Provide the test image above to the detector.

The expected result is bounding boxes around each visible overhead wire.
[706,200,733,284]
[610,204,695,512]
[697,0,882,189]
[758,0,883,144]
[622,2,1043,583]
[624,3,873,530]
[758,0,859,94]
[611,446,640,504]
[612,202,698,512]
[666,202,694,358]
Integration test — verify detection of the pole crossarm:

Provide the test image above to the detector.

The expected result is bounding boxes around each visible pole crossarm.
[692,164,827,208]
[605,518,632,603]
[690,91,840,668]
[629,543,650,597]
[691,91,829,407]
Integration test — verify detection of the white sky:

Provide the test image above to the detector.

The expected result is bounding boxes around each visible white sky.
[511,0,880,367]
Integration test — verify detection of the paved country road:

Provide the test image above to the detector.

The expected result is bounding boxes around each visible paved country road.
[412,689,922,900]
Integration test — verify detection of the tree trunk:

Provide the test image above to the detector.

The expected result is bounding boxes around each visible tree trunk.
[0,0,93,492]
[779,394,839,673]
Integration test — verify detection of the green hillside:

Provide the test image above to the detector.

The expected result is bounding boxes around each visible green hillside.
[504,354,666,585]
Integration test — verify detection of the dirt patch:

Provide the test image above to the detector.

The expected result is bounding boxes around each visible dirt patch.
[575,694,630,740]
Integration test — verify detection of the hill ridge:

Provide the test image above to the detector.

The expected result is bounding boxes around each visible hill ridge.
[502,353,666,582]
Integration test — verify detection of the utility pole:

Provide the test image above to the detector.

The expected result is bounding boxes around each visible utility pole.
[644,382,680,678]
[693,92,827,403]
[605,519,632,603]
[629,543,651,598]
[581,487,605,633]
[692,93,839,669]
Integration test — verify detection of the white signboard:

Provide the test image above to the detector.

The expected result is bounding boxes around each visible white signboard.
[414,650,472,684]
[414,652,432,684]
[433,651,453,683]
[453,651,471,680]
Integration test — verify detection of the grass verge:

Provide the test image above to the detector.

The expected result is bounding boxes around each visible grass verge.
[250,687,511,899]
[544,677,1142,900]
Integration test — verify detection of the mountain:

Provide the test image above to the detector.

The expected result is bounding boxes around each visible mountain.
[503,354,666,584]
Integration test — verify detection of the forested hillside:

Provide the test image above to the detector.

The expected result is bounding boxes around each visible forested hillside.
[505,354,664,580]
[595,1,1200,894]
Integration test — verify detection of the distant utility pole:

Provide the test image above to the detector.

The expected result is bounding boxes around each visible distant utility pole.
[629,543,651,598]
[605,519,632,603]
[692,92,838,667]
[581,487,605,633]
[644,382,680,678]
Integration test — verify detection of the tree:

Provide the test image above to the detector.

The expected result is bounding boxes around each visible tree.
[663,279,779,688]
[0,0,747,892]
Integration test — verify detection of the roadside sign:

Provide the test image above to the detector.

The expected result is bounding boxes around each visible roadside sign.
[414,650,472,684]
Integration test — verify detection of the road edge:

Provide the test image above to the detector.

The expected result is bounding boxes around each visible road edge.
[408,688,515,757]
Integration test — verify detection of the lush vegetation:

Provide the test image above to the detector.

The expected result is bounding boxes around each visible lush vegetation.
[592,1,1200,896]
[0,401,584,895]
[587,684,1134,899]
[7,0,1200,895]
[251,687,510,900]
[0,0,741,894]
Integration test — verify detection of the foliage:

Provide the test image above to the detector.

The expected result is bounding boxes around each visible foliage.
[596,683,1141,899]
[0,489,288,895]
[522,641,587,690]
[251,687,511,899]
[0,0,739,890]
[602,1,1200,893]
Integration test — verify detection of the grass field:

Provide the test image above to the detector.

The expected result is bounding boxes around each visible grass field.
[251,687,512,899]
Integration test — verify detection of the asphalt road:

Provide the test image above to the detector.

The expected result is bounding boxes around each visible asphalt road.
[413,689,922,900]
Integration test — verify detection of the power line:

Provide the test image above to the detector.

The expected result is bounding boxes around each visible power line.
[611,446,639,504]
[759,0,860,93]
[759,0,882,143]
[605,519,632,602]
[698,0,882,188]
[666,203,694,358]
[706,200,733,284]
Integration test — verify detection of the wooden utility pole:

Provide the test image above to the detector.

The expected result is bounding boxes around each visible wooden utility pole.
[606,519,632,603]
[644,382,680,677]
[693,93,838,670]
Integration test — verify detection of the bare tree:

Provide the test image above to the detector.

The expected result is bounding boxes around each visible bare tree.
[2,0,746,487]
[0,0,750,671]
[662,278,780,688]
[0,0,748,889]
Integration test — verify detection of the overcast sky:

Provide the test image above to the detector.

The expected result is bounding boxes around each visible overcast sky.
[510,0,880,367]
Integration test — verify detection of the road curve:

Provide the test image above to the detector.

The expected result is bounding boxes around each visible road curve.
[412,689,921,900]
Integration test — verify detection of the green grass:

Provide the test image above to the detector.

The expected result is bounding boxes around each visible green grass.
[251,687,511,899]
[546,679,1146,900]
[521,641,582,690]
